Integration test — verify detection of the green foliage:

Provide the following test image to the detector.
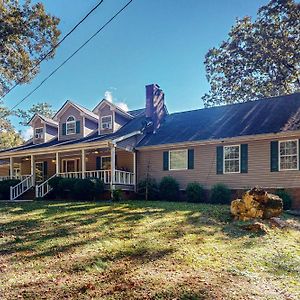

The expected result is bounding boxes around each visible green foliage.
[0,179,20,199]
[48,176,63,192]
[54,178,78,199]
[0,100,23,150]
[203,0,300,106]
[94,179,105,198]
[0,0,60,149]
[275,189,293,210]
[137,177,159,200]
[186,182,206,203]
[112,189,122,201]
[17,102,56,126]
[48,177,105,200]
[210,183,231,204]
[0,0,60,96]
[0,129,23,150]
[159,176,180,201]
[72,179,95,201]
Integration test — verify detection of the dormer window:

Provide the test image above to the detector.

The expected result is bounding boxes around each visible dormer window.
[66,116,76,135]
[101,115,112,130]
[35,127,44,139]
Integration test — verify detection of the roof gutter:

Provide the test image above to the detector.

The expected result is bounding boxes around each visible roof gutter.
[111,131,142,146]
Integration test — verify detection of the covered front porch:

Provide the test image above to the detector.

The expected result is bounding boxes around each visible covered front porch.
[0,141,136,200]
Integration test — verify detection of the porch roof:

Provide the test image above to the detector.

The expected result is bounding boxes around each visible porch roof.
[0,114,146,156]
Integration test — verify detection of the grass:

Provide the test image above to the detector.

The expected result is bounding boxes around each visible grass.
[0,200,299,300]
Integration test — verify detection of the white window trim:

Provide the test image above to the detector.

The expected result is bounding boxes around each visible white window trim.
[34,127,44,139]
[223,144,241,174]
[278,139,299,171]
[169,149,188,171]
[101,115,112,130]
[101,156,111,169]
[66,115,76,135]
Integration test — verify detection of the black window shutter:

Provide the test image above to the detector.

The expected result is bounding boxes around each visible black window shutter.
[43,161,48,179]
[240,144,248,173]
[270,141,279,172]
[188,149,194,169]
[96,157,101,170]
[62,123,66,135]
[216,146,223,174]
[299,140,300,170]
[76,121,80,134]
[163,151,169,171]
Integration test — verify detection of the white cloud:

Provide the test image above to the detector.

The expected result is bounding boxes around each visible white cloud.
[104,90,113,103]
[116,102,129,112]
[103,89,129,112]
[22,127,33,140]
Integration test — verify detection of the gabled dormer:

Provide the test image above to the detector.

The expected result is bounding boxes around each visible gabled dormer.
[93,99,133,135]
[28,113,58,144]
[53,100,98,141]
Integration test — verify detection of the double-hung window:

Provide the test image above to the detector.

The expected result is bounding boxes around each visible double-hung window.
[101,156,111,170]
[35,127,43,139]
[169,149,187,170]
[66,116,76,135]
[224,145,240,173]
[101,115,112,130]
[279,140,298,171]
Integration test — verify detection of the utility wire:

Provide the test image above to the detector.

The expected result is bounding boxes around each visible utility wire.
[8,0,133,112]
[1,0,105,101]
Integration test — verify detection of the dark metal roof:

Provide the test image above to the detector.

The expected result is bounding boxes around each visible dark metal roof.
[138,93,300,147]
[128,108,145,117]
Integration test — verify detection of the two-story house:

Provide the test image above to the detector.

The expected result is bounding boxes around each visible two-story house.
[0,84,300,208]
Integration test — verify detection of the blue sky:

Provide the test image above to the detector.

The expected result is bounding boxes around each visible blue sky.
[5,0,267,134]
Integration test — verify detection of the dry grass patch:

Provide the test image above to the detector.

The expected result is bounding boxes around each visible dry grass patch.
[0,200,299,300]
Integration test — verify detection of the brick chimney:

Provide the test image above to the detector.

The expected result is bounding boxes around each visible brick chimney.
[145,84,166,132]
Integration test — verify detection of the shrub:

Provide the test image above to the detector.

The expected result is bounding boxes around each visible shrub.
[72,179,95,201]
[210,183,231,204]
[0,179,21,200]
[94,179,105,199]
[137,177,159,200]
[186,182,206,203]
[112,189,122,201]
[159,176,180,201]
[55,178,79,199]
[275,189,293,210]
[48,176,63,193]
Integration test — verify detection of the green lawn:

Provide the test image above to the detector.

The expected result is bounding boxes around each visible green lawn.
[0,200,299,300]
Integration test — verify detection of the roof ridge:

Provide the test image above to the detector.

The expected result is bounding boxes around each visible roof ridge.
[169,92,300,116]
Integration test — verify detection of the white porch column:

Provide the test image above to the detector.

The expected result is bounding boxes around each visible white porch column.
[31,155,35,182]
[133,151,136,190]
[81,149,86,179]
[110,145,116,190]
[56,152,60,174]
[9,157,13,179]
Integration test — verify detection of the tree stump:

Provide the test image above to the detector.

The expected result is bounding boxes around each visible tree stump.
[231,187,283,221]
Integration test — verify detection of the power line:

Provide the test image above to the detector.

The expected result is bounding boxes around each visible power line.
[8,0,133,112]
[1,0,105,101]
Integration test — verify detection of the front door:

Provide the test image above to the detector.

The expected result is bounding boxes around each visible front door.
[35,162,44,183]
[62,159,78,173]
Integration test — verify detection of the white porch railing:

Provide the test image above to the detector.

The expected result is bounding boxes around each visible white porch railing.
[114,170,134,185]
[10,175,34,200]
[0,175,31,181]
[34,169,135,199]
[57,170,134,185]
[35,174,57,198]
